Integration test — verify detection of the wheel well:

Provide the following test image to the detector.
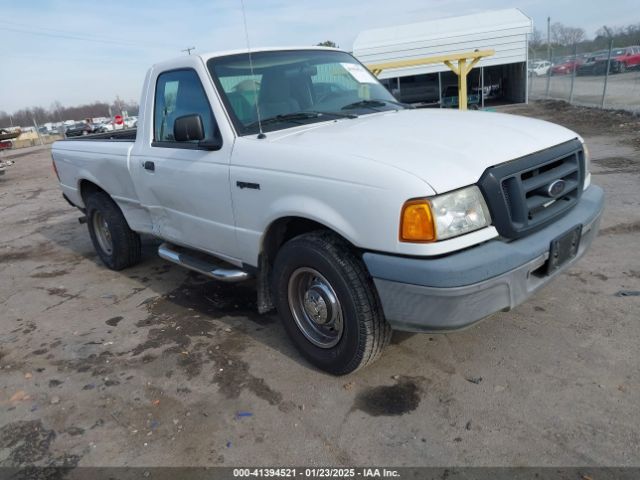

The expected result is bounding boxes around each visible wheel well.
[79,179,106,203]
[261,217,337,264]
[256,216,351,314]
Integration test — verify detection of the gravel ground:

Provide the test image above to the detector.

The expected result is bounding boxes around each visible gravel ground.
[0,101,639,469]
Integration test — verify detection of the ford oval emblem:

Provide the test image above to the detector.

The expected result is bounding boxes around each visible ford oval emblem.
[547,179,566,197]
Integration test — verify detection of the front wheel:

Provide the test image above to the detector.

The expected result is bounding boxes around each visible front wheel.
[272,231,391,375]
[619,62,626,73]
[85,191,141,270]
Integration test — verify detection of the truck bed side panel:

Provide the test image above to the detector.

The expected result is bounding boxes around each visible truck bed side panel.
[52,140,152,233]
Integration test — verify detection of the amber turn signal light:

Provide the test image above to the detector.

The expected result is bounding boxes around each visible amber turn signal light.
[400,199,436,242]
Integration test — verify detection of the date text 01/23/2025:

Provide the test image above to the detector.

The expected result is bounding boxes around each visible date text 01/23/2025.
[232,468,400,478]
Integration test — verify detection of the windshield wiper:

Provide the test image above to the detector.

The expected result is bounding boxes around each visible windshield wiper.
[246,111,357,129]
[246,112,321,128]
[314,111,359,119]
[341,99,413,111]
[341,100,385,111]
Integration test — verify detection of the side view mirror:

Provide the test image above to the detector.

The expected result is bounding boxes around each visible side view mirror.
[173,114,223,150]
[174,114,204,141]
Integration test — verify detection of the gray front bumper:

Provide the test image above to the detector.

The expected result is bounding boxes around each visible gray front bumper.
[364,185,604,332]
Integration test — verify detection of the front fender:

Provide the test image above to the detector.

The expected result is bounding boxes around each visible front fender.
[262,194,360,246]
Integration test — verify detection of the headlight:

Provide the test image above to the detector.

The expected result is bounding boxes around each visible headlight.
[400,186,491,242]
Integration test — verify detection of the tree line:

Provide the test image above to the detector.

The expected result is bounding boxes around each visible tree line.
[0,97,139,129]
[530,21,640,58]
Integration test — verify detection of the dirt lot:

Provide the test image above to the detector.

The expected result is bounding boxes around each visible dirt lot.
[0,101,639,469]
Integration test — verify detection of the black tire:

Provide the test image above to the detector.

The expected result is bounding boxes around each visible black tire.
[85,191,141,270]
[272,231,391,375]
[619,62,626,74]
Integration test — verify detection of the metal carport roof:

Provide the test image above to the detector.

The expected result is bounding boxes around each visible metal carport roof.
[353,8,533,79]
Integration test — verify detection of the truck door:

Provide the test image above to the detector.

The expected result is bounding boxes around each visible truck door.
[131,68,238,263]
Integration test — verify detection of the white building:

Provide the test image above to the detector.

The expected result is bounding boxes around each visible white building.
[353,9,533,107]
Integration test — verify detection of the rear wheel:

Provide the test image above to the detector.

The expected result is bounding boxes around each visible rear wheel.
[272,231,391,375]
[85,191,141,270]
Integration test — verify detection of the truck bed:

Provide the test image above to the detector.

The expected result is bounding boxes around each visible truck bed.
[63,128,137,142]
[52,132,140,220]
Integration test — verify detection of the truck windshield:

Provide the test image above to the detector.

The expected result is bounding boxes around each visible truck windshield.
[207,49,403,135]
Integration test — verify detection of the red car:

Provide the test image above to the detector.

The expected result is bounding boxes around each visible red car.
[551,57,582,75]
[609,46,640,73]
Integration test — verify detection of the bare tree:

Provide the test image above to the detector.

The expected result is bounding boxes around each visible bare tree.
[563,27,585,45]
[551,22,586,46]
[530,28,544,48]
[550,22,563,45]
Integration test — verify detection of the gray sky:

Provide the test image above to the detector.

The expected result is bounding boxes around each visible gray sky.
[0,0,637,113]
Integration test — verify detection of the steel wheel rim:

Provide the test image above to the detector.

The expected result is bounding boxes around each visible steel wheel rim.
[287,267,344,348]
[92,211,113,255]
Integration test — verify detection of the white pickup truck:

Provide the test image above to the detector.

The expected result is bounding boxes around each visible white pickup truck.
[52,47,604,374]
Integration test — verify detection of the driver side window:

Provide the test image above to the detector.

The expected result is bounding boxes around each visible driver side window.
[154,69,217,144]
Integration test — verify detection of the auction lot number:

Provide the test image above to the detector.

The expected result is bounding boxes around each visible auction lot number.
[233,468,400,478]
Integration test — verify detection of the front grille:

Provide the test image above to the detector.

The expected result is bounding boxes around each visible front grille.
[478,139,585,239]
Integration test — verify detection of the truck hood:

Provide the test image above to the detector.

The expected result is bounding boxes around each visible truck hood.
[266,109,579,193]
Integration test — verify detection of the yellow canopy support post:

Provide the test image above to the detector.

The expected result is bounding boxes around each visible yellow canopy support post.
[367,50,495,110]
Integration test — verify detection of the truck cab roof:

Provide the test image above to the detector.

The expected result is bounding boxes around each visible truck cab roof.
[151,46,342,70]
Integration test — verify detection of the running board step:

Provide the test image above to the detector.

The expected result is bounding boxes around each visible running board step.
[158,243,250,283]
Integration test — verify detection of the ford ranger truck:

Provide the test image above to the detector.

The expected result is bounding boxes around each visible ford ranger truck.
[51,47,604,375]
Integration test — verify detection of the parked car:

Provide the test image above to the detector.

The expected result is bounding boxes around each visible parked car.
[94,122,114,133]
[528,60,551,76]
[0,128,21,141]
[472,80,502,100]
[52,47,603,374]
[65,122,92,137]
[576,52,606,75]
[440,85,480,109]
[576,50,615,75]
[0,129,16,171]
[551,56,582,75]
[608,46,640,73]
[124,116,138,128]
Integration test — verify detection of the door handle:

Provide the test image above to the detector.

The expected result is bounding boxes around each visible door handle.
[143,161,155,172]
